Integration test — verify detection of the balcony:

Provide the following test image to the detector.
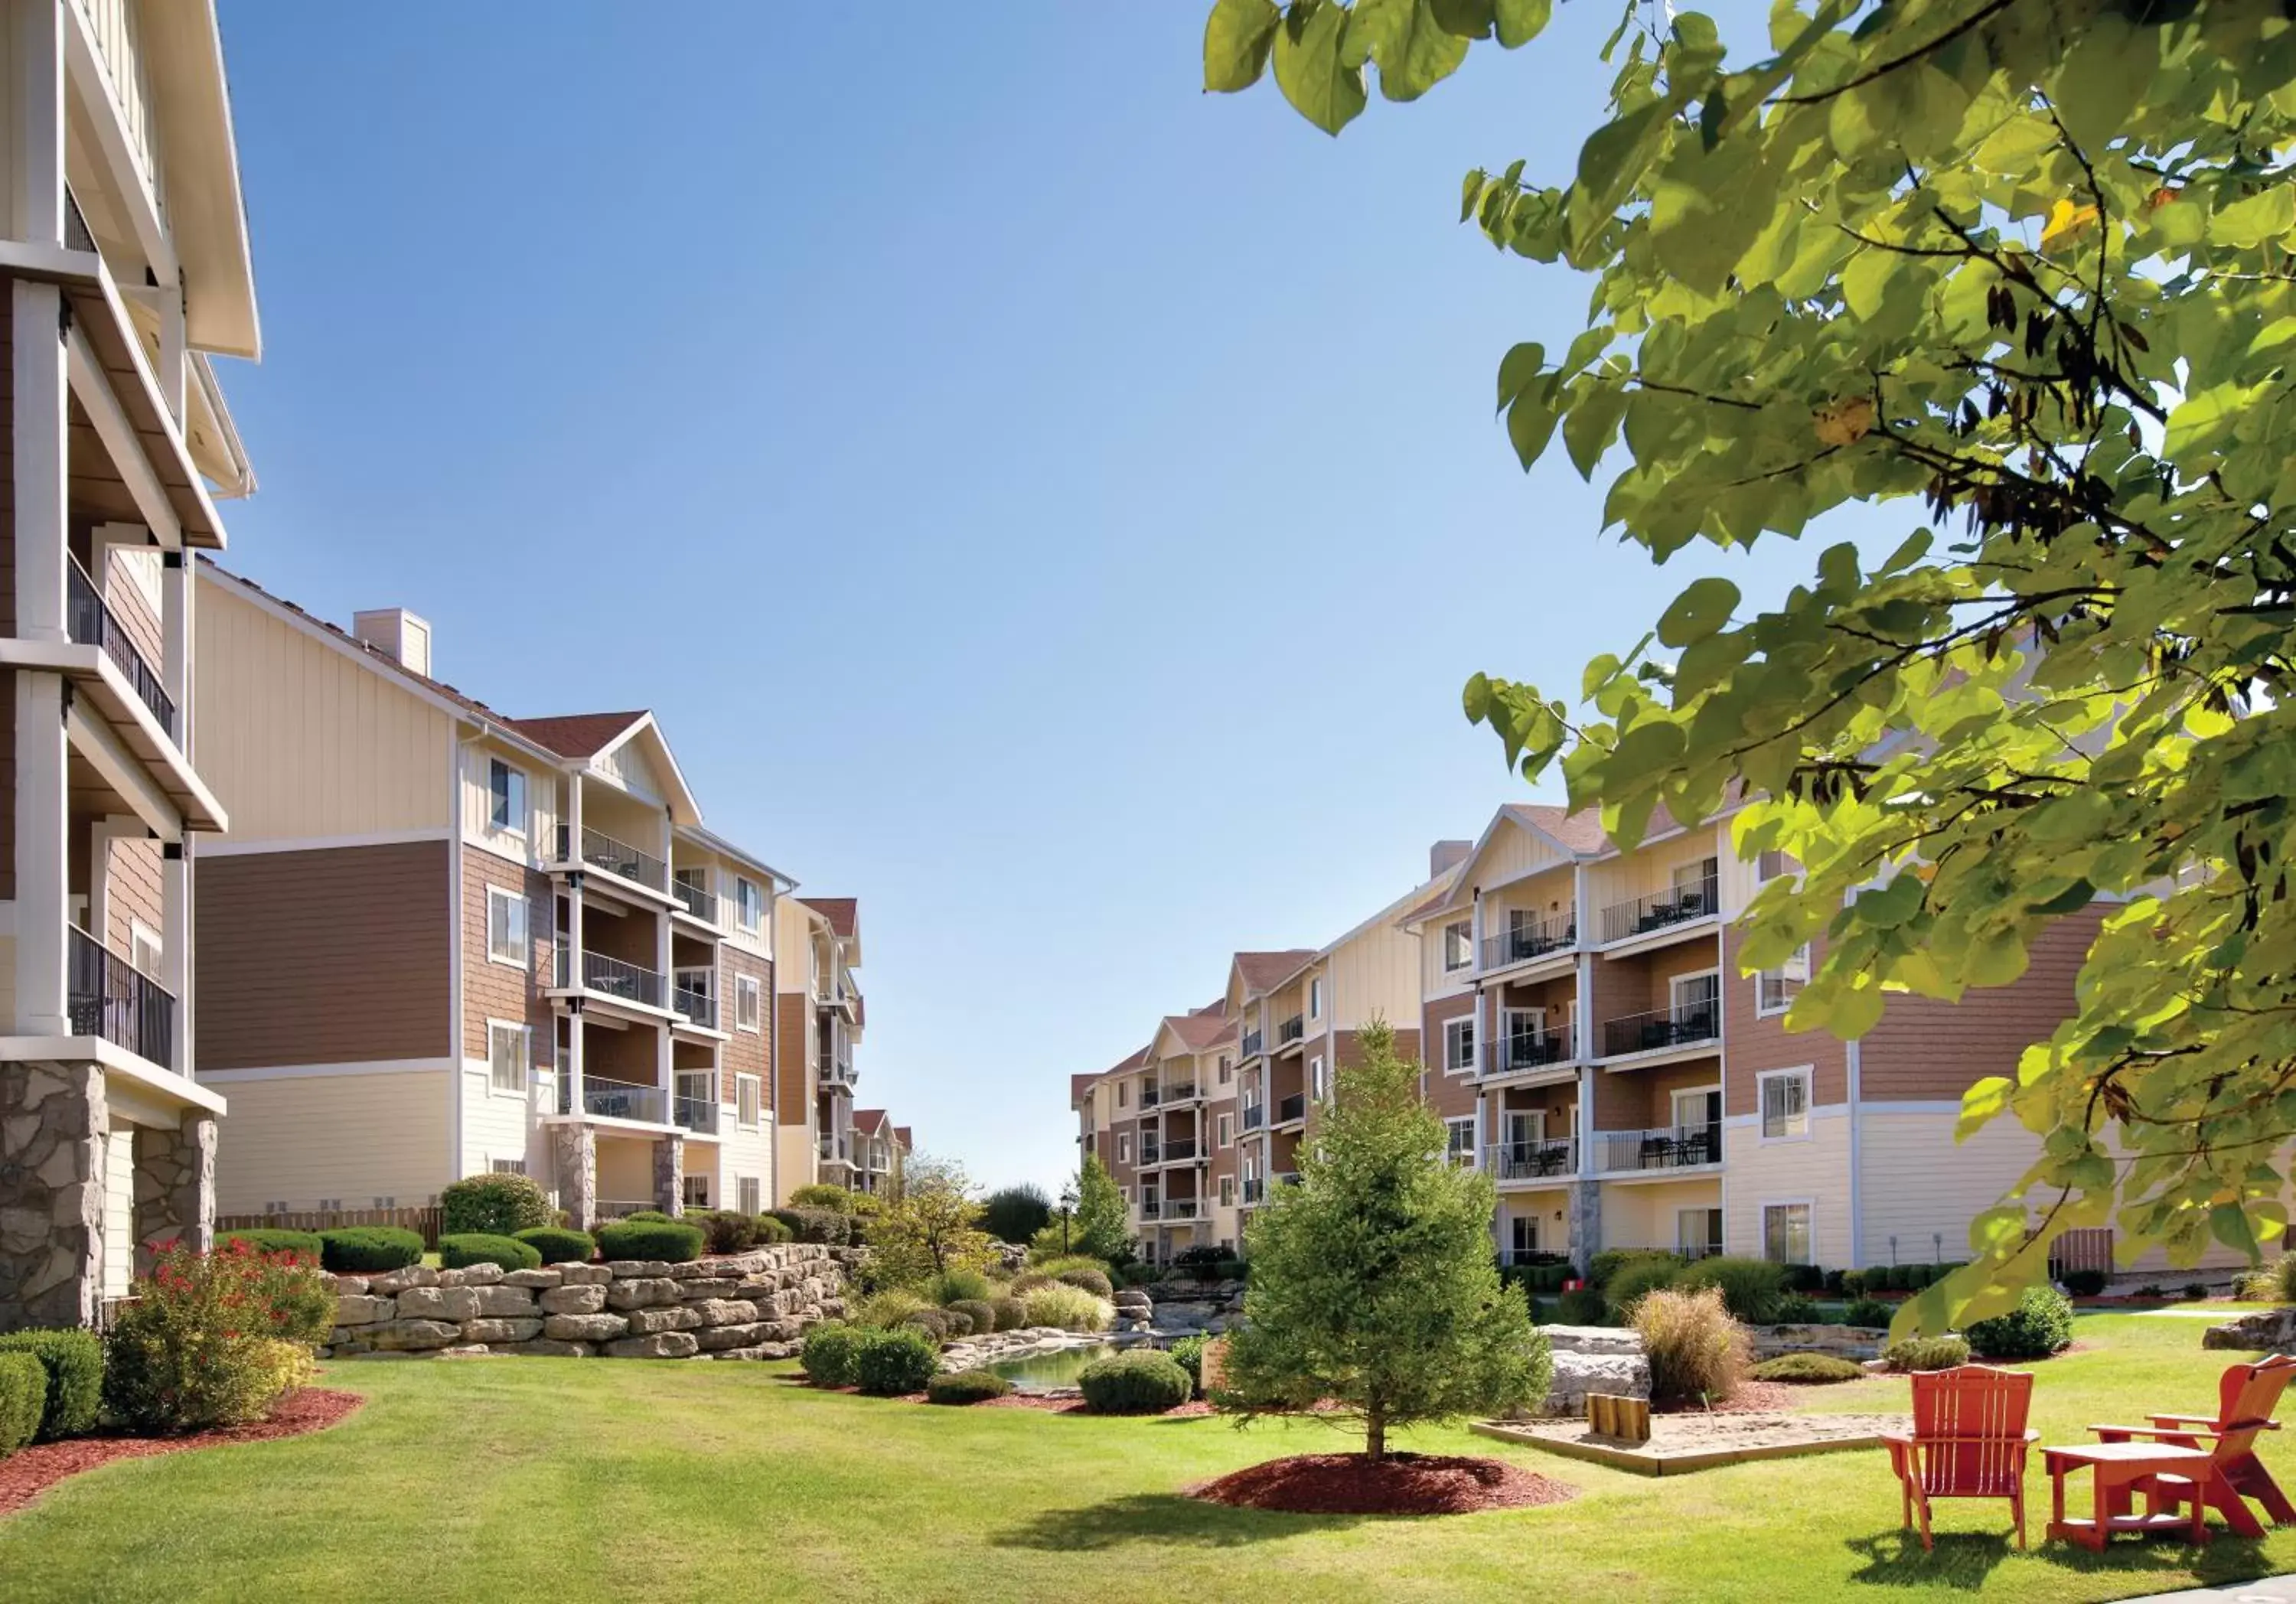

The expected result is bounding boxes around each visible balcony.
[1241,1102,1266,1131]
[559,823,668,894]
[1486,1137,1577,1182]
[67,927,174,1068]
[1140,1083,1163,1109]
[1241,1027,1264,1058]
[672,1094,719,1134]
[1275,1171,1303,1187]
[1599,873,1720,944]
[563,950,665,1011]
[817,1045,856,1087]
[1163,1138,1199,1162]
[1140,1142,1162,1166]
[1483,1030,1572,1077]
[670,878,719,924]
[579,1081,666,1124]
[1162,1080,1199,1104]
[1480,914,1574,971]
[1166,1198,1200,1221]
[1276,1093,1306,1125]
[1601,1002,1720,1058]
[1241,1177,1265,1204]
[818,1134,853,1164]
[67,554,174,738]
[1140,1198,1163,1221]
[1594,1124,1722,1173]
[1278,1014,1304,1045]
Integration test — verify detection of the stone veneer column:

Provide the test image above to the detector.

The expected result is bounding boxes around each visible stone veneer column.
[1567,1179,1602,1273]
[0,1061,107,1331]
[654,1133,685,1218]
[554,1124,598,1231]
[132,1111,217,1271]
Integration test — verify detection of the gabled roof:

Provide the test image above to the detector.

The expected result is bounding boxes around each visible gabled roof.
[1069,1071,1101,1106]
[510,712,649,759]
[1231,950,1319,997]
[1159,1010,1238,1054]
[1503,802,1612,854]
[801,898,859,939]
[893,1126,912,1150]
[852,1108,889,1135]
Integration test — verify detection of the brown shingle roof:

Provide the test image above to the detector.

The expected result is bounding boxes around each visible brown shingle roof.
[852,1108,889,1134]
[893,1126,912,1150]
[1163,1012,1238,1052]
[510,711,649,760]
[800,897,859,938]
[1502,803,1611,855]
[1234,950,1318,993]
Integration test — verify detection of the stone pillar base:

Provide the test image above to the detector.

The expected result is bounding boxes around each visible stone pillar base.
[133,1111,217,1273]
[554,1124,598,1232]
[0,1061,107,1332]
[654,1133,685,1218]
[1567,1179,1603,1274]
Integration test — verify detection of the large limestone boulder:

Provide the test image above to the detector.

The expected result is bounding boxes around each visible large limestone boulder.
[604,1260,673,1279]
[543,1312,630,1342]
[557,1263,613,1287]
[472,1285,539,1316]
[2205,1307,2296,1351]
[334,1294,393,1327]
[1533,1351,1652,1417]
[606,1277,682,1311]
[495,1338,589,1358]
[605,1332,700,1358]
[503,1268,563,1290]
[688,1299,758,1328]
[696,1323,769,1351]
[624,1306,703,1335]
[464,1317,545,1345]
[369,1265,438,1296]
[1541,1325,1644,1355]
[539,1283,608,1315]
[439,1263,504,1288]
[368,1319,463,1351]
[396,1286,481,1322]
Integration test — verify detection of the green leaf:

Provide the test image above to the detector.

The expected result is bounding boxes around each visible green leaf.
[1505,391,1559,469]
[1205,0,1283,91]
[1493,0,1551,47]
[2050,11,2157,155]
[1346,0,1469,100]
[1655,576,1740,647]
[2209,186,2296,250]
[1428,0,1494,37]
[1563,382,1629,478]
[1273,0,1368,135]
[1495,341,1545,412]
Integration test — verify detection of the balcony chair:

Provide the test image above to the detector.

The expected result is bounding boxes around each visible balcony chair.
[1882,1365,2037,1551]
[2086,1354,2296,1539]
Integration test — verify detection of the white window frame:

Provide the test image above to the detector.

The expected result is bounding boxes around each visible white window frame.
[489,1158,525,1177]
[1218,1174,1236,1207]
[486,884,530,968]
[683,1173,712,1209]
[1678,1206,1724,1260]
[1669,1084,1722,1133]
[736,1072,762,1130]
[1756,944,1812,1017]
[1217,1056,1232,1085]
[130,918,162,977]
[1308,977,1323,1020]
[1443,1015,1476,1076]
[1217,1113,1234,1148]
[1117,1133,1132,1166]
[1511,1214,1541,1257]
[1669,969,1721,1019]
[1442,920,1473,973]
[736,1175,762,1214]
[735,876,765,932]
[1445,1116,1476,1166]
[1116,1081,1128,1109]
[735,973,762,1033]
[1309,1054,1326,1100]
[1761,1199,1816,1265]
[486,1019,531,1097]
[1759,1065,1813,1143]
[488,758,527,835]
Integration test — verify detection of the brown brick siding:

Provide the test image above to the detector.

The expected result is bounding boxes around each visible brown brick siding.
[461,847,554,1068]
[195,840,452,1069]
[1858,908,2102,1102]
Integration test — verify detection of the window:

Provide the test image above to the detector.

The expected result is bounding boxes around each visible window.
[1679,1207,1724,1260]
[736,1175,762,1214]
[486,885,530,967]
[1116,1081,1128,1109]
[131,921,161,977]
[1446,1117,1476,1166]
[1217,1113,1233,1149]
[1760,1068,1812,1140]
[1673,856,1719,910]
[1308,977,1323,1020]
[1763,1202,1813,1264]
[1670,971,1720,1034]
[736,1073,762,1129]
[1218,1175,1236,1207]
[1671,1086,1722,1136]
[735,876,765,931]
[1218,1055,1232,1085]
[1443,1016,1476,1074]
[1117,1133,1132,1165]
[1757,945,1811,1016]
[735,974,762,1032]
[683,1174,711,1209]
[488,758,526,833]
[1442,920,1473,973]
[1756,847,1796,883]
[1510,1215,1540,1261]
[487,1022,530,1094]
[489,1159,525,1177]
[1309,1055,1326,1100]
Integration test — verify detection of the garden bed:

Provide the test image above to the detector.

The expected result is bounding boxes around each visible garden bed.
[0,1387,364,1518]
[1474,1408,1906,1476]
[1188,1452,1575,1515]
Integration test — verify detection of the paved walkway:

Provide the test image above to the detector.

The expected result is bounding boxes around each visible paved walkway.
[2138,1578,2296,1602]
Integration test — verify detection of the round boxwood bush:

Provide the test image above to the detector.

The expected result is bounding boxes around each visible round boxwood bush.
[216,1228,324,1262]
[513,1226,595,1265]
[438,1233,542,1272]
[1750,1352,1867,1384]
[801,1322,863,1387]
[0,1351,44,1459]
[439,1173,553,1237]
[593,1218,705,1263]
[690,1211,760,1255]
[1884,1335,1973,1372]
[1842,1296,1896,1329]
[2060,1267,2109,1298]
[1676,1256,1789,1324]
[925,1368,1013,1405]
[948,1299,998,1338]
[752,1214,793,1244]
[318,1225,425,1273]
[1055,1267,1114,1299]
[1965,1286,2076,1361]
[905,1308,960,1340]
[852,1327,941,1396]
[990,1296,1030,1332]
[0,1329,102,1440]
[1078,1349,1192,1415]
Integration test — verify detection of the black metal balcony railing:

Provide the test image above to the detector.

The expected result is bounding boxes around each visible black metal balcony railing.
[67,926,174,1068]
[67,555,175,737]
[1596,1124,1722,1173]
[1480,914,1575,970]
[1277,1093,1306,1124]
[1484,1031,1572,1077]
[1600,870,1720,944]
[577,950,664,1009]
[1140,1198,1163,1221]
[1140,1143,1162,1166]
[1166,1198,1200,1221]
[1486,1137,1578,1180]
[1279,1014,1305,1045]
[64,186,94,253]
[672,1095,719,1133]
[1164,1138,1199,1162]
[1601,1002,1720,1058]
[1163,1081,1198,1102]
[1241,1027,1264,1057]
[1140,1083,1163,1108]
[1241,1102,1267,1131]
[558,823,667,892]
[1241,1177,1265,1205]
[672,986,716,1029]
[671,878,719,924]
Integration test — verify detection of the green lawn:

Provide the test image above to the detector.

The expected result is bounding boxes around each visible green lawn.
[2,1313,2291,1602]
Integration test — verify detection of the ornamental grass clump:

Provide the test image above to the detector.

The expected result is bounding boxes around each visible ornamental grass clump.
[104,1238,333,1434]
[1632,1286,1749,1407]
[1020,1283,1112,1333]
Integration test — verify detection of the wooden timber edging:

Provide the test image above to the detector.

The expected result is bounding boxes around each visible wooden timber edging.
[1469,1419,1889,1477]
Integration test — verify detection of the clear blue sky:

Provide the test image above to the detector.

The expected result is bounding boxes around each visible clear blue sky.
[213,5,1896,1195]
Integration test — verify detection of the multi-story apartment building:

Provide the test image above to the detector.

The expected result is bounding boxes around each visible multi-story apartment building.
[771,894,863,1203]
[1122,1004,1238,1260]
[850,1107,908,1198]
[188,566,791,1227]
[0,1,263,1330]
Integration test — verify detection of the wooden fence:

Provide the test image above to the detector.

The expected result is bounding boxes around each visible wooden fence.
[216,1207,445,1249]
[2048,1227,2115,1280]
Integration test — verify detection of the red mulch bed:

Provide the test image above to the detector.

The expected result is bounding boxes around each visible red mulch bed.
[1189,1452,1575,1516]
[0,1388,363,1519]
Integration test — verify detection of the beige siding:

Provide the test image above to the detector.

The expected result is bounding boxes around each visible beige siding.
[458,735,559,862]
[1326,918,1420,1033]
[595,1135,655,1210]
[1724,1114,1851,1263]
[73,0,162,210]
[773,1126,815,1206]
[103,1122,135,1299]
[1587,825,1725,916]
[210,1069,452,1214]
[196,578,455,841]
[457,1064,534,1179]
[1601,1176,1723,1254]
[1477,820,1574,886]
[590,737,664,803]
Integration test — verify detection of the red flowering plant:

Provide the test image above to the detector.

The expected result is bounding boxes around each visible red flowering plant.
[103,1237,335,1433]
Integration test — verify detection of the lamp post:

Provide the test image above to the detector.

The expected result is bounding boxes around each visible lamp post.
[1058,1182,1078,1255]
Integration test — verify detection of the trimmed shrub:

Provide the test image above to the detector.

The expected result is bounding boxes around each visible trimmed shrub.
[1168,1334,1208,1398]
[1007,1272,1053,1296]
[905,1309,959,1341]
[1603,1256,1682,1315]
[1884,1335,1972,1372]
[928,1267,995,1306]
[1078,1350,1192,1415]
[1779,1263,1825,1294]
[949,1299,998,1337]
[0,1352,44,1459]
[2138,1283,2168,1300]
[768,1208,852,1247]
[853,1289,931,1330]
[1678,1257,1789,1325]
[1114,1261,1161,1289]
[438,1233,541,1272]
[1750,1352,1866,1384]
[1838,1269,1868,1298]
[691,1211,761,1256]
[752,1214,792,1244]
[801,1322,863,1387]
[990,1296,1030,1332]
[1589,1247,1681,1289]
[1215,1257,1248,1282]
[1843,1296,1896,1329]
[440,1173,553,1237]
[593,1218,705,1263]
[2060,1268,2109,1298]
[1774,1294,1822,1325]
[216,1227,323,1263]
[851,1327,941,1396]
[1021,1283,1113,1332]
[1632,1286,1749,1406]
[1555,1287,1610,1325]
[106,1240,333,1433]
[1055,1267,1114,1300]
[1500,1260,1573,1296]
[318,1225,425,1273]
[0,1329,103,1440]
[927,1368,1013,1404]
[1823,1269,1850,1296]
[2185,1283,2210,1301]
[1965,1286,2076,1361]
[513,1226,595,1265]
[789,1182,859,1212]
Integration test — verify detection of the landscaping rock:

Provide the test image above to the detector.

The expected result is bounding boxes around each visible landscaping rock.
[688,1299,757,1328]
[1531,1350,1652,1417]
[463,1318,545,1345]
[504,1268,563,1289]
[695,1322,769,1351]
[368,1318,463,1351]
[605,1259,673,1279]
[471,1285,539,1316]
[605,1277,682,1311]
[2206,1307,2296,1351]
[396,1286,481,1322]
[332,1274,371,1296]
[369,1265,438,1296]
[1748,1323,1888,1362]
[677,1277,742,1301]
[333,1293,393,1326]
[558,1263,613,1286]
[624,1306,703,1335]
[1540,1325,1644,1356]
[605,1332,700,1359]
[496,1339,589,1358]
[457,1262,507,1286]
[539,1283,608,1315]
[543,1312,630,1342]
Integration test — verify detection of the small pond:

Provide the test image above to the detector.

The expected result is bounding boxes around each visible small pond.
[983,1344,1117,1392]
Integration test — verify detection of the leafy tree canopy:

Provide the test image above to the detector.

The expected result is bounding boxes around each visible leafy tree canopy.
[1222,1022,1548,1458]
[1208,0,2296,1334]
[980,1183,1055,1245]
[1055,1155,1136,1267]
[866,1156,1000,1284]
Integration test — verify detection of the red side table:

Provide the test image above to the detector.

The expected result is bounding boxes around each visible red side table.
[2042,1443,2218,1551]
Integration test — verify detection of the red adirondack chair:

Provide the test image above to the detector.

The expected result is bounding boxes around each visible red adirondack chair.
[1883,1364,2039,1550]
[2089,1354,2296,1539]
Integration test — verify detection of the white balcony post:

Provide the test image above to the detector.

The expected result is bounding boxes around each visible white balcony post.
[1469,888,1484,971]
[161,548,189,732]
[15,0,61,248]
[564,776,586,1119]
[16,676,67,1035]
[163,838,190,1074]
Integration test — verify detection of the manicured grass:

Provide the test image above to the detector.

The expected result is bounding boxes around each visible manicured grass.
[2,1315,2293,1601]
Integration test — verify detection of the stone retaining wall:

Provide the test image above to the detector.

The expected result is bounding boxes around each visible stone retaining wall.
[1746,1322,1892,1361]
[322,1244,856,1361]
